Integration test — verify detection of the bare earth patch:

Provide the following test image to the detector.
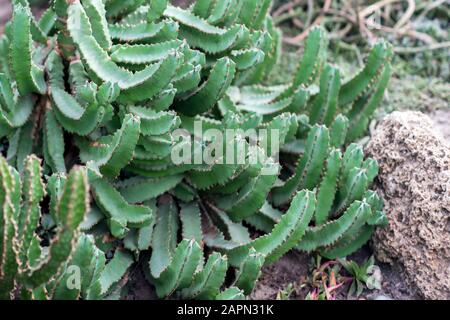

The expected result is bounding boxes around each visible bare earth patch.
[430,108,450,142]
[250,251,310,300]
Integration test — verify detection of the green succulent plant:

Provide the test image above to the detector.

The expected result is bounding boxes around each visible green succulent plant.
[0,154,134,299]
[0,0,391,300]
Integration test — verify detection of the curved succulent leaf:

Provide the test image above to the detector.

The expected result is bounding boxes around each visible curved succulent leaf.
[227,190,315,266]
[298,200,371,252]
[150,199,179,278]
[346,62,392,142]
[0,155,21,299]
[217,158,279,221]
[272,125,329,206]
[151,239,203,298]
[314,149,342,225]
[0,0,392,300]
[117,175,183,203]
[309,64,340,126]
[179,202,202,241]
[78,114,140,178]
[339,41,393,107]
[233,248,265,295]
[174,57,236,116]
[216,287,245,300]
[110,40,182,64]
[90,175,152,238]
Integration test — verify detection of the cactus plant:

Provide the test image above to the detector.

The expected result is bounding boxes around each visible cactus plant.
[0,0,392,300]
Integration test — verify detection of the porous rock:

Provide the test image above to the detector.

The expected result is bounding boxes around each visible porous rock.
[367,111,450,300]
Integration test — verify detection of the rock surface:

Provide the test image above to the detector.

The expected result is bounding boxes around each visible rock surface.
[367,111,450,300]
